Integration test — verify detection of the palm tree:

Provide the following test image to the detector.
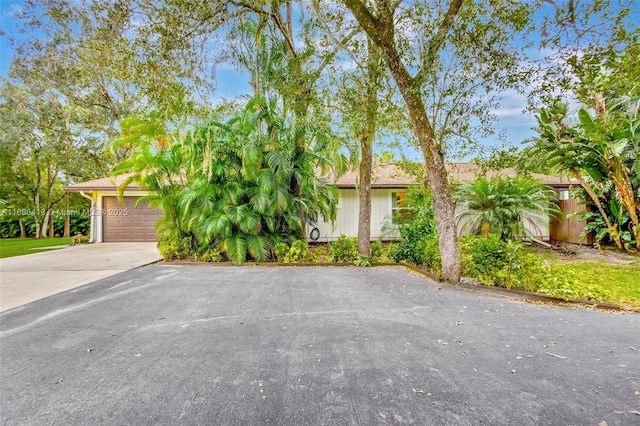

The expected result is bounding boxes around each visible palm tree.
[453,176,561,240]
[111,116,191,243]
[179,97,340,264]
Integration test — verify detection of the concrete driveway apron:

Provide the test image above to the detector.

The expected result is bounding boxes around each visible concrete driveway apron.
[0,243,161,312]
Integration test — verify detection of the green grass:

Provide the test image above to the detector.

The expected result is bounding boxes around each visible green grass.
[0,237,71,259]
[542,262,640,311]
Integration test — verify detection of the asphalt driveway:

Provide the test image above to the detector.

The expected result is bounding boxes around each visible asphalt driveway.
[1,265,639,425]
[0,243,161,312]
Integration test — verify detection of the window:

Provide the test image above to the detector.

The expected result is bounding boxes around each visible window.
[391,191,407,224]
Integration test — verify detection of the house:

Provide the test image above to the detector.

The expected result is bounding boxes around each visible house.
[65,163,580,243]
[313,163,578,242]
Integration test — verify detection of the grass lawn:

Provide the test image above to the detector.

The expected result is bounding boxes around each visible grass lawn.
[525,245,640,311]
[0,237,71,259]
[545,262,640,310]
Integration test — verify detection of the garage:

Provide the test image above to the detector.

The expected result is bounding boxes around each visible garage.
[102,196,163,242]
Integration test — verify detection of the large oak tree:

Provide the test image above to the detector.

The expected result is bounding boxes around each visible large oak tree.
[336,0,533,281]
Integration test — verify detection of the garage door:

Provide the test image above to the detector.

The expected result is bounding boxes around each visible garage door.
[102,197,163,242]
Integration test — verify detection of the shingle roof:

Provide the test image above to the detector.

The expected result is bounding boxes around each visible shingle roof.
[66,164,576,192]
[328,163,577,188]
[64,173,143,192]
[446,163,577,188]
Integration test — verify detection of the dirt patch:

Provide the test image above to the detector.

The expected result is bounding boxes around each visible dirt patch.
[531,241,640,266]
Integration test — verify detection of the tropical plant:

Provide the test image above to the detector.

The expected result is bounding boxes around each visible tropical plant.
[386,187,437,265]
[328,235,360,264]
[536,99,639,250]
[111,114,190,244]
[178,97,340,264]
[112,96,342,264]
[453,176,561,240]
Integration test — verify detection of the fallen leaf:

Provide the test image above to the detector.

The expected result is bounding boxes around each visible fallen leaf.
[379,412,387,419]
[545,352,567,359]
[598,421,608,426]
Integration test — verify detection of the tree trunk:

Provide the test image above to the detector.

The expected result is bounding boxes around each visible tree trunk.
[384,54,462,282]
[41,208,50,239]
[64,193,70,238]
[49,210,55,238]
[570,169,622,249]
[19,218,26,238]
[292,103,310,240]
[357,145,373,255]
[34,191,42,239]
[356,39,382,256]
[341,0,462,282]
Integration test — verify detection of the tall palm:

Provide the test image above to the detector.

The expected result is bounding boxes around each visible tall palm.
[179,97,339,264]
[454,176,561,240]
[111,116,191,243]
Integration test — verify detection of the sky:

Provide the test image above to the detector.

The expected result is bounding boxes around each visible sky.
[0,1,574,162]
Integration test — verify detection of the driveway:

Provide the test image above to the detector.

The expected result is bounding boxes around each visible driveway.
[0,243,161,312]
[1,265,638,425]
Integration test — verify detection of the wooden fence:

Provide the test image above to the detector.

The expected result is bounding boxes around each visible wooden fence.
[550,198,594,245]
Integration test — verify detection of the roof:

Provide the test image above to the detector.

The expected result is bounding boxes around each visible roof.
[65,163,577,192]
[447,163,577,188]
[329,163,577,189]
[64,173,143,192]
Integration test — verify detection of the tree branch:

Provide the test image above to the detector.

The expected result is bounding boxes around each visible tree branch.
[414,0,464,86]
[341,0,381,44]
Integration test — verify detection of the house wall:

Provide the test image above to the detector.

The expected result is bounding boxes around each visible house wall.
[310,188,401,241]
[310,187,552,242]
[87,186,552,243]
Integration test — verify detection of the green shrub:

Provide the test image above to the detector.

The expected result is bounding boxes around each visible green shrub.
[353,254,372,267]
[196,247,223,262]
[274,242,290,262]
[391,223,435,265]
[314,245,328,260]
[158,236,194,260]
[370,240,383,262]
[328,234,359,264]
[274,240,316,263]
[459,235,546,292]
[421,238,441,272]
[283,240,316,263]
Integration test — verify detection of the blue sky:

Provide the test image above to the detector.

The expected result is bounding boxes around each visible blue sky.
[0,1,552,161]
